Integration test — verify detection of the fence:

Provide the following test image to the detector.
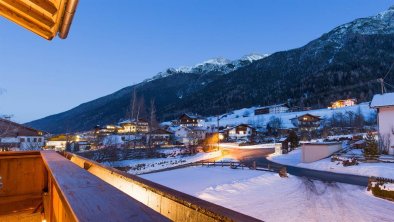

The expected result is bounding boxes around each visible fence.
[369,176,394,184]
[194,160,287,176]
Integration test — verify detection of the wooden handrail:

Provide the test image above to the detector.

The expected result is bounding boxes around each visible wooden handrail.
[41,151,169,222]
[63,152,263,222]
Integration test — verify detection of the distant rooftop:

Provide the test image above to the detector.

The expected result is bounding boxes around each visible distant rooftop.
[370,92,394,108]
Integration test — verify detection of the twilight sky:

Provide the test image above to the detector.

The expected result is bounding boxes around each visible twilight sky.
[0,0,393,123]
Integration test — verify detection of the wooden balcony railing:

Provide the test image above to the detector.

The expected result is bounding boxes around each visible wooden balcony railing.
[0,151,262,222]
[0,151,169,222]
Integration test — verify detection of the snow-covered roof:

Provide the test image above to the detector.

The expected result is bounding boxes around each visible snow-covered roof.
[370,93,394,108]
[119,118,148,125]
[256,103,288,110]
[180,113,201,119]
[187,126,207,131]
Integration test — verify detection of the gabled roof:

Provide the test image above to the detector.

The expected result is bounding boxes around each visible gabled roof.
[225,124,255,131]
[119,118,148,125]
[48,134,77,141]
[0,118,45,137]
[256,103,289,110]
[179,113,201,119]
[370,93,394,108]
[290,113,322,120]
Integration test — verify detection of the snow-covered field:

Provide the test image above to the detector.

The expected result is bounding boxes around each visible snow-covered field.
[203,103,374,128]
[142,167,394,222]
[269,149,394,179]
[106,150,221,174]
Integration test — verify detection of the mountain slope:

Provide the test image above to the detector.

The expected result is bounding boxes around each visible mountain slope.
[27,6,394,133]
[27,55,266,133]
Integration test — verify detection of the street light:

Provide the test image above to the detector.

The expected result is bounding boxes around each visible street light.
[217,115,225,150]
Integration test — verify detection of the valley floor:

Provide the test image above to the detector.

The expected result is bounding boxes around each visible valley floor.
[269,149,394,179]
[141,166,394,222]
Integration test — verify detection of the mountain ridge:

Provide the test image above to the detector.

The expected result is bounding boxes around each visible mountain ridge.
[27,6,394,133]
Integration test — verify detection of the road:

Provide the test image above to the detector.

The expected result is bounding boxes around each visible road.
[245,156,369,186]
[221,148,370,187]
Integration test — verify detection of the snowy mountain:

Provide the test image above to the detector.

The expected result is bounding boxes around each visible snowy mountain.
[146,53,269,82]
[27,6,394,133]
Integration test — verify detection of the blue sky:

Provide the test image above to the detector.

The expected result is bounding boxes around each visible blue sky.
[0,0,393,123]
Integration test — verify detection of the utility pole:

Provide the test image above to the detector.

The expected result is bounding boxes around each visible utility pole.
[377,78,386,94]
[217,115,225,151]
[217,116,220,150]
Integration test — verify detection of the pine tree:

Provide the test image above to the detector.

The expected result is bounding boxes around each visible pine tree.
[287,130,299,150]
[364,132,379,160]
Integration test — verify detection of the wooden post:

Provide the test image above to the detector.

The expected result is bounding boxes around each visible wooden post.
[253,161,256,170]
[279,167,288,177]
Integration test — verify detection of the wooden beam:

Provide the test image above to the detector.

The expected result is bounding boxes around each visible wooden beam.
[49,0,67,36]
[28,0,58,15]
[0,3,54,39]
[2,0,55,27]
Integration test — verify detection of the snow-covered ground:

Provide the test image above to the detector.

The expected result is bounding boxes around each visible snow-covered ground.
[203,103,375,128]
[106,150,221,174]
[269,149,394,179]
[142,167,394,222]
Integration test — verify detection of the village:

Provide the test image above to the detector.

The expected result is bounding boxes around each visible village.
[0,98,368,152]
[1,2,394,221]
[0,96,392,160]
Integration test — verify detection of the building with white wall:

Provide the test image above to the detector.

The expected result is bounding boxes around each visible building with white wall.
[225,124,255,141]
[0,118,45,151]
[371,93,394,155]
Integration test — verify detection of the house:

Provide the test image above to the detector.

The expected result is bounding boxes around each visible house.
[118,118,149,134]
[68,141,91,152]
[371,93,394,155]
[0,118,45,151]
[179,114,202,127]
[291,114,322,132]
[173,126,206,145]
[225,124,256,141]
[330,99,357,109]
[94,125,121,136]
[46,134,83,151]
[146,129,173,146]
[254,103,289,115]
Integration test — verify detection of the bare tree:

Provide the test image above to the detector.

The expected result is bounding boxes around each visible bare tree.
[149,99,158,130]
[128,88,137,120]
[354,106,365,129]
[379,131,391,155]
[267,116,283,136]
